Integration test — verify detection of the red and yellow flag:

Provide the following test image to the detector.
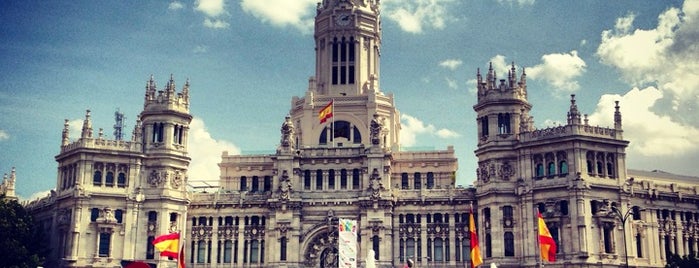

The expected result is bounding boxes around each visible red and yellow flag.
[538,212,557,262]
[178,244,186,268]
[153,232,180,259]
[318,101,333,123]
[469,208,483,268]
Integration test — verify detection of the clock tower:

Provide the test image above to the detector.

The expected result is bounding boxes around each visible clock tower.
[313,0,381,96]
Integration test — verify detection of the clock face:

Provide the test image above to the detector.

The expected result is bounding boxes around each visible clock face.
[336,14,351,26]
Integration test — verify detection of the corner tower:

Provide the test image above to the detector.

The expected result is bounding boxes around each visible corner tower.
[139,74,191,242]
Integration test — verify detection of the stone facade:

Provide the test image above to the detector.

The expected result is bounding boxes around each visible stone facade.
[23,1,699,268]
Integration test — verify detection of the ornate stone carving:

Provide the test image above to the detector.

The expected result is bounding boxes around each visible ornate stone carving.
[370,113,383,145]
[171,170,183,189]
[148,170,165,187]
[280,115,296,149]
[498,161,515,181]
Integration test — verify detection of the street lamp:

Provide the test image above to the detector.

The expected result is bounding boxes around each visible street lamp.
[610,205,635,268]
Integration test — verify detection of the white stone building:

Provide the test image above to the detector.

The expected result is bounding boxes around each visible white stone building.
[24,1,699,268]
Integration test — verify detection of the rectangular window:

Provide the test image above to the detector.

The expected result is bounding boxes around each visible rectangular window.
[197,241,206,263]
[280,237,287,261]
[348,66,355,84]
[340,66,347,84]
[224,240,232,263]
[240,176,247,191]
[263,176,271,192]
[99,233,111,257]
[250,240,260,263]
[146,236,155,259]
[332,67,338,85]
[252,176,259,192]
[352,169,360,189]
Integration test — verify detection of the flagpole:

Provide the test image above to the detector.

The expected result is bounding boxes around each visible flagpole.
[332,99,335,148]
[535,208,543,268]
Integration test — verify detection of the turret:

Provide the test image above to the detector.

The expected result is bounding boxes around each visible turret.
[474,62,531,143]
[81,109,93,139]
[1,167,17,200]
[614,100,622,130]
[62,119,70,146]
[567,94,582,125]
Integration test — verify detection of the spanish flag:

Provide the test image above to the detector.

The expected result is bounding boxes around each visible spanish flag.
[152,232,180,259]
[538,212,557,262]
[318,100,333,123]
[469,208,483,268]
[178,245,186,268]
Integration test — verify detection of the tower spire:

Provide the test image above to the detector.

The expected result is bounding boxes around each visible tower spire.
[567,94,581,125]
[62,119,70,146]
[614,101,622,129]
[81,109,93,138]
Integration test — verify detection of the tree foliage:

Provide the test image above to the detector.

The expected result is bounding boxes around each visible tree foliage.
[0,195,45,268]
[666,253,699,268]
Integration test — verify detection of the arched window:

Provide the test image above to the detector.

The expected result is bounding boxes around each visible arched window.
[547,162,556,177]
[535,164,544,178]
[93,170,102,186]
[340,169,348,189]
[414,172,422,189]
[319,120,362,145]
[304,171,311,190]
[316,170,323,190]
[240,176,247,191]
[251,176,259,192]
[352,168,360,189]
[401,173,409,189]
[498,113,511,134]
[607,162,615,178]
[117,172,127,187]
[480,116,489,138]
[105,171,114,186]
[427,172,435,189]
[328,170,335,190]
[504,232,515,256]
[559,161,568,175]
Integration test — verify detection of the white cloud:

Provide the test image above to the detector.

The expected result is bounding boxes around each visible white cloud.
[194,0,229,29]
[168,1,184,10]
[496,0,535,6]
[187,117,240,182]
[526,50,586,95]
[203,18,230,29]
[0,129,9,141]
[587,87,699,156]
[195,0,226,17]
[439,59,462,70]
[67,119,83,140]
[400,114,459,146]
[240,0,316,34]
[193,45,208,53]
[383,0,456,34]
[445,77,458,89]
[20,189,53,202]
[592,1,699,163]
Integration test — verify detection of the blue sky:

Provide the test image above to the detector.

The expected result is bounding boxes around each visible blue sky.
[2,0,698,200]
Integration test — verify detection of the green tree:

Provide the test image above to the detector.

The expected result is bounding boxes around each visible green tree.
[666,253,699,268]
[0,195,45,268]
